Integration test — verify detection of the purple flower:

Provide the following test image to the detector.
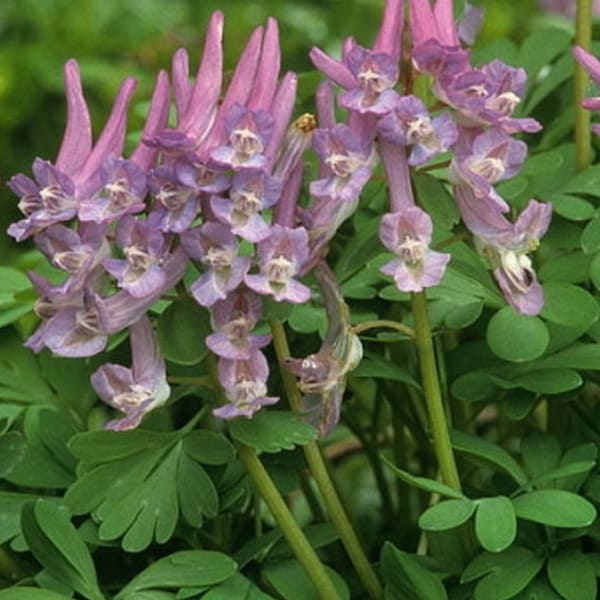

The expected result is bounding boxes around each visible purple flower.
[378,95,458,165]
[206,287,270,360]
[213,350,278,419]
[78,156,147,223]
[91,316,170,431]
[337,45,401,115]
[573,47,600,135]
[148,166,200,233]
[379,207,450,292]
[245,225,311,303]
[35,222,109,295]
[455,186,552,315]
[437,61,541,133]
[210,104,274,170]
[7,160,77,241]
[310,124,375,204]
[211,170,281,242]
[102,215,172,298]
[450,128,527,211]
[181,222,250,307]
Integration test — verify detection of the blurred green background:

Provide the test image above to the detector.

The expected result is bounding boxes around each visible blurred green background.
[0,0,573,259]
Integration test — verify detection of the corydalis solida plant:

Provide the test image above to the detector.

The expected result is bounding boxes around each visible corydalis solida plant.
[7,2,550,430]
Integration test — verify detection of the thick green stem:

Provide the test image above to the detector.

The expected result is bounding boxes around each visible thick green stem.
[411,292,461,492]
[270,320,383,600]
[575,0,593,171]
[236,443,341,600]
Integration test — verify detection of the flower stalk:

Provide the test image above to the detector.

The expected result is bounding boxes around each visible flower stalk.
[575,0,593,171]
[411,291,461,492]
[236,442,342,600]
[270,319,383,600]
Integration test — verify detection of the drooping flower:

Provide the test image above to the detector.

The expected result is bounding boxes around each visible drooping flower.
[91,315,170,431]
[455,186,551,315]
[573,46,600,135]
[379,206,451,292]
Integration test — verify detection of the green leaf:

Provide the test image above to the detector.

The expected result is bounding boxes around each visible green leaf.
[6,407,76,489]
[412,172,459,230]
[97,444,179,551]
[418,499,476,531]
[512,490,597,527]
[380,543,447,600]
[547,550,596,600]
[520,431,560,478]
[487,307,549,362]
[518,27,571,86]
[0,331,56,404]
[182,430,236,465]
[229,411,317,453]
[116,551,237,598]
[156,298,210,365]
[0,432,25,477]
[541,282,599,329]
[475,497,516,553]
[21,500,103,600]
[0,491,39,544]
[382,457,466,499]
[540,252,593,284]
[462,547,544,600]
[0,590,72,600]
[203,574,275,600]
[261,559,349,600]
[351,358,420,389]
[69,429,173,464]
[546,193,594,221]
[177,452,218,526]
[288,303,326,335]
[450,429,528,485]
[451,371,497,403]
[333,217,382,282]
[582,216,600,254]
[507,369,582,394]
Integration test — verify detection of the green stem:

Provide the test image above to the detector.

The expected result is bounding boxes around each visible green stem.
[411,292,461,492]
[352,319,414,338]
[207,356,339,599]
[270,320,384,600]
[236,443,342,600]
[575,0,593,171]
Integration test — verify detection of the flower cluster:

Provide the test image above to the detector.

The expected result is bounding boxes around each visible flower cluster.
[306,0,551,314]
[8,13,315,427]
[8,0,554,431]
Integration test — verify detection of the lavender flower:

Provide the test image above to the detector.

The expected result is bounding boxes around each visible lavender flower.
[379,206,451,292]
[213,350,279,419]
[206,287,271,360]
[211,170,282,242]
[91,316,170,431]
[245,225,311,303]
[310,124,375,204]
[573,47,600,135]
[182,222,251,307]
[450,128,527,211]
[102,214,172,298]
[455,186,551,315]
[378,95,458,165]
